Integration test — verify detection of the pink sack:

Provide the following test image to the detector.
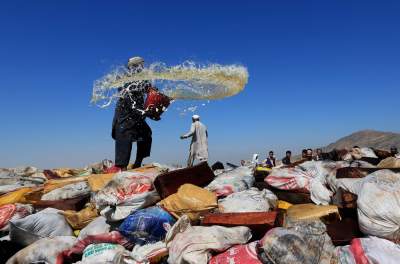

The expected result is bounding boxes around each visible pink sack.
[0,203,33,230]
[0,204,16,229]
[209,241,261,264]
[60,231,132,261]
[265,167,312,191]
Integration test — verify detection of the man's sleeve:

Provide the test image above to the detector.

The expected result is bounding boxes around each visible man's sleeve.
[182,123,196,138]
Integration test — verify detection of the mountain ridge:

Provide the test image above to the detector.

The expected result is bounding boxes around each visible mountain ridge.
[324,129,400,151]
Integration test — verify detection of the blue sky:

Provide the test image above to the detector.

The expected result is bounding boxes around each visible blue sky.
[1,1,399,168]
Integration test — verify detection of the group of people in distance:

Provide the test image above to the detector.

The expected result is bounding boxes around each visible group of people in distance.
[261,148,320,168]
[259,146,399,168]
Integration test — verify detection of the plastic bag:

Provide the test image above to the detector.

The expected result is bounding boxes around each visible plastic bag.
[78,216,110,240]
[9,207,74,246]
[6,236,76,264]
[336,236,400,264]
[218,188,277,213]
[209,241,261,264]
[159,184,217,221]
[119,206,175,245]
[166,215,252,264]
[205,166,254,196]
[258,219,337,264]
[61,204,98,230]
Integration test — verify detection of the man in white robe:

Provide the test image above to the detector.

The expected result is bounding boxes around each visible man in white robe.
[180,115,208,167]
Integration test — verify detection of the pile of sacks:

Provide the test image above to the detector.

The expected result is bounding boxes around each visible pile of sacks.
[0,161,276,263]
[2,151,400,264]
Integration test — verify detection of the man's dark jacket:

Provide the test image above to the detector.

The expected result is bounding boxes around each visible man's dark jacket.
[112,81,152,142]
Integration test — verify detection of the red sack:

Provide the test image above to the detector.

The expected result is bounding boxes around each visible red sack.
[144,88,171,121]
[209,241,261,264]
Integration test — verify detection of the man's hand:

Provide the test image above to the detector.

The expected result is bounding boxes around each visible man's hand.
[180,135,185,139]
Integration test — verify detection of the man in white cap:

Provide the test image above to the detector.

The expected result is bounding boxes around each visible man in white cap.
[180,115,208,167]
[111,56,153,170]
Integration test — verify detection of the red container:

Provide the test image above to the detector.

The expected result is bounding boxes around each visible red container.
[154,161,215,199]
[144,88,171,121]
[201,211,279,240]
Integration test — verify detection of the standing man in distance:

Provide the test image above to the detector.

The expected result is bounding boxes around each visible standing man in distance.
[180,115,208,167]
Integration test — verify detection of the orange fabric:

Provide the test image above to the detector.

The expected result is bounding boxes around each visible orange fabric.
[0,188,33,206]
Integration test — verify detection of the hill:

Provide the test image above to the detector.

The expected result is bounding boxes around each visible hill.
[324,130,400,151]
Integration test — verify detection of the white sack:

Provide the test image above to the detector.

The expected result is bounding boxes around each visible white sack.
[78,216,111,240]
[360,147,378,158]
[166,215,252,264]
[41,181,90,201]
[205,166,254,196]
[94,171,159,206]
[93,171,161,221]
[75,243,126,264]
[218,187,277,213]
[337,236,400,264]
[9,208,73,246]
[130,241,167,263]
[267,161,337,205]
[6,236,76,264]
[337,170,400,240]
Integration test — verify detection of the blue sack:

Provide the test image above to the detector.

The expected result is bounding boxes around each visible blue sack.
[118,206,175,245]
